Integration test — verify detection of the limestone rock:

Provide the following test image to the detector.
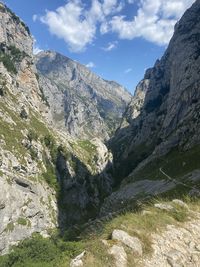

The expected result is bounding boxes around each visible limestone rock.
[172,199,189,210]
[154,203,174,211]
[106,0,200,214]
[112,229,143,256]
[70,251,86,267]
[108,245,127,267]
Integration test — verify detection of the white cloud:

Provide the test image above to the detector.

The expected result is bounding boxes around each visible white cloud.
[32,14,38,22]
[86,62,96,68]
[39,0,123,52]
[33,38,43,55]
[39,0,195,52]
[124,68,132,73]
[110,0,195,45]
[102,41,118,51]
[40,1,96,52]
[127,0,135,4]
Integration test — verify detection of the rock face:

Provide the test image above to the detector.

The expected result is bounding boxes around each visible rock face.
[112,229,143,256]
[109,0,200,184]
[35,51,131,140]
[101,0,200,213]
[0,1,125,248]
[0,3,58,254]
[108,245,127,267]
[142,217,200,267]
[120,78,149,129]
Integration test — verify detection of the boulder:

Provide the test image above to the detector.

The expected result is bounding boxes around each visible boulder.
[112,229,143,256]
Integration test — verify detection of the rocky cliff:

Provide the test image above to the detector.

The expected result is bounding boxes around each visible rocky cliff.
[35,51,131,140]
[0,2,114,253]
[102,0,200,214]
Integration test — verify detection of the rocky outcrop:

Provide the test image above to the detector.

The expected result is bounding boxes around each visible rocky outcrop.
[120,77,149,129]
[142,216,200,267]
[35,51,131,140]
[56,138,113,227]
[112,229,143,256]
[0,3,58,254]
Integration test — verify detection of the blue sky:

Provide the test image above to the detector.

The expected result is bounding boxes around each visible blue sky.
[3,0,195,93]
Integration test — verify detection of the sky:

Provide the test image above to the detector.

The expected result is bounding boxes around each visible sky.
[3,0,195,93]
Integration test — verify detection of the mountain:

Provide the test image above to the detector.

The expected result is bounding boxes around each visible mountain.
[101,0,200,214]
[35,51,131,140]
[0,1,200,266]
[0,2,114,254]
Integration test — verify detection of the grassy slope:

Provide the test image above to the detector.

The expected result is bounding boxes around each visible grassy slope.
[124,145,200,189]
[0,197,199,267]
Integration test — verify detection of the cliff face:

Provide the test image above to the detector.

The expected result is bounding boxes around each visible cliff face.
[0,2,117,252]
[102,0,200,214]
[35,51,131,140]
[0,3,58,254]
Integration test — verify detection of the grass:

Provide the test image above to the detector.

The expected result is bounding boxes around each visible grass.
[0,233,84,267]
[70,140,98,173]
[124,145,200,186]
[17,217,31,227]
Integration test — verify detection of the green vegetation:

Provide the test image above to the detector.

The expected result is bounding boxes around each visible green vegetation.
[0,75,8,96]
[5,222,14,233]
[42,163,58,191]
[17,217,31,227]
[124,145,200,189]
[5,5,30,35]
[0,233,84,267]
[0,197,199,267]
[0,45,26,74]
[70,140,98,173]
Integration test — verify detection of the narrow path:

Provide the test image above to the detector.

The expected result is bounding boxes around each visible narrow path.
[159,167,194,190]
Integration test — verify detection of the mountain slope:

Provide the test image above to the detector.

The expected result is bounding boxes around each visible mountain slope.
[35,51,131,140]
[0,2,113,253]
[103,0,200,213]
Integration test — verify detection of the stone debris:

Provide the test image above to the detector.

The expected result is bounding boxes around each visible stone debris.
[108,245,127,267]
[142,219,200,267]
[112,229,143,256]
[154,203,174,211]
[70,251,86,267]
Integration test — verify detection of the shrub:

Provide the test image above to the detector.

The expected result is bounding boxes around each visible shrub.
[17,217,27,226]
[42,164,58,191]
[0,234,84,267]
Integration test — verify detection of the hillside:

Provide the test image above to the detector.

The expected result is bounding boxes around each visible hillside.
[104,0,200,214]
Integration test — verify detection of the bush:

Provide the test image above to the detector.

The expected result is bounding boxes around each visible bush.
[0,53,17,74]
[17,217,28,226]
[42,164,58,191]
[0,234,84,267]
